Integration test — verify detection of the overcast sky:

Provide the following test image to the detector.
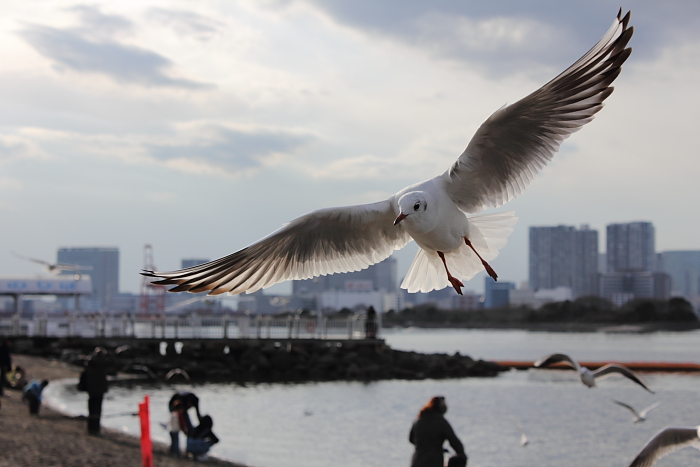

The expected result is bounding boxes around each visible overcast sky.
[2,1,699,296]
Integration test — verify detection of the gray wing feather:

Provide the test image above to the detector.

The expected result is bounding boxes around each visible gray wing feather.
[628,427,700,467]
[613,400,641,418]
[444,10,633,213]
[639,402,661,418]
[593,363,654,393]
[533,353,580,371]
[143,199,411,295]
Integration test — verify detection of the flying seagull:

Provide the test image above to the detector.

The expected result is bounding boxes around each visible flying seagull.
[165,368,191,382]
[131,364,157,380]
[511,417,529,446]
[143,10,633,296]
[534,353,653,393]
[613,400,661,423]
[12,251,93,274]
[627,426,700,467]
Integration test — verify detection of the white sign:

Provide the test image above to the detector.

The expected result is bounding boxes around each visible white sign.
[0,276,92,295]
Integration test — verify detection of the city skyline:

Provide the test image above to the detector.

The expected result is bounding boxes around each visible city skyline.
[2,2,699,295]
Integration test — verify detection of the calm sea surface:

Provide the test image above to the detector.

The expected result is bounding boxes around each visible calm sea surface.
[44,329,700,467]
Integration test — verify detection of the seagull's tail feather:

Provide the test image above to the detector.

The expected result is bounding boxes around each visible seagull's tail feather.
[401,249,449,293]
[400,211,517,293]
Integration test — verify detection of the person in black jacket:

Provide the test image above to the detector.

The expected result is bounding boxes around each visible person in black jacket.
[83,347,110,435]
[186,415,219,461]
[0,339,11,397]
[409,396,467,467]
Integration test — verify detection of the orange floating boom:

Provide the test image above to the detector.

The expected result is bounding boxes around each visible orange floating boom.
[495,360,700,372]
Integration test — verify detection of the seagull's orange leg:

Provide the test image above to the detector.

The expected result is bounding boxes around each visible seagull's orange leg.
[464,237,498,281]
[437,251,463,295]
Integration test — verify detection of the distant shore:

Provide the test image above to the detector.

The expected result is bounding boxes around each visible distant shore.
[384,321,700,333]
[0,354,246,467]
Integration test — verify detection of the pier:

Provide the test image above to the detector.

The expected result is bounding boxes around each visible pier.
[0,313,374,343]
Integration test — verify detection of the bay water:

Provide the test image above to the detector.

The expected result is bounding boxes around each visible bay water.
[44,328,700,467]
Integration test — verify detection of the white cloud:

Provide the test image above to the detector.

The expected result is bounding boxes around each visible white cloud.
[0,134,52,162]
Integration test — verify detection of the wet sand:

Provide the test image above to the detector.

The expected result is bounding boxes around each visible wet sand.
[0,355,247,467]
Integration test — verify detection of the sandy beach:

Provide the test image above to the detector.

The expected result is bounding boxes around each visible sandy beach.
[0,355,246,467]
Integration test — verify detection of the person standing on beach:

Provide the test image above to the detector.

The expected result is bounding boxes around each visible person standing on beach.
[169,391,201,434]
[83,347,110,435]
[365,306,377,339]
[167,399,187,456]
[0,339,11,397]
[409,396,467,467]
[22,379,49,415]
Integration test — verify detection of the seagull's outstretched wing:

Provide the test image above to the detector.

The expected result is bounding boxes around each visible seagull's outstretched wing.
[628,426,700,467]
[639,402,661,418]
[511,417,529,446]
[443,10,633,213]
[592,363,654,393]
[533,353,580,371]
[613,400,642,419]
[12,251,51,267]
[143,200,411,295]
[165,368,190,382]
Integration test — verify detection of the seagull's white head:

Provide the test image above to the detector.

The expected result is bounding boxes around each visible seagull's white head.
[394,191,436,234]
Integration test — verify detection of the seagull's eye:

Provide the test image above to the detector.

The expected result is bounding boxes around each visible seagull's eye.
[413,203,420,211]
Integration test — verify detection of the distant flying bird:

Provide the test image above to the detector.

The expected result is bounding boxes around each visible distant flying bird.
[511,417,529,446]
[627,426,700,467]
[143,10,633,296]
[131,364,157,380]
[12,251,93,274]
[165,368,191,382]
[613,400,661,423]
[534,353,654,393]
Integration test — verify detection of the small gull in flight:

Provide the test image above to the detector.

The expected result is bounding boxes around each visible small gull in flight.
[12,251,93,274]
[613,400,661,423]
[143,11,633,296]
[511,417,529,447]
[534,353,653,393]
[627,426,700,467]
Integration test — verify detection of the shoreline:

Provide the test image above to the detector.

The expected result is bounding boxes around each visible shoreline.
[0,354,246,467]
[383,321,700,333]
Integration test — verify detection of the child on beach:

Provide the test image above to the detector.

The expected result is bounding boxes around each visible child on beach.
[22,379,49,415]
[168,399,187,456]
[186,415,219,462]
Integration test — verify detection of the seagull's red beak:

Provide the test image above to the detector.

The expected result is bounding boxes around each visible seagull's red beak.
[393,213,408,226]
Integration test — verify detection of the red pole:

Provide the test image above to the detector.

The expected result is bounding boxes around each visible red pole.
[138,395,153,467]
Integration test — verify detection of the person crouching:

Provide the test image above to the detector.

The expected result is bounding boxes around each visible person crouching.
[186,415,219,462]
[22,380,49,416]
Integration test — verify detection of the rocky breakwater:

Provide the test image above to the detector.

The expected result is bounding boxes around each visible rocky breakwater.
[55,340,505,384]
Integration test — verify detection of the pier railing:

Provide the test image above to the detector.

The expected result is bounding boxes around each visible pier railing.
[0,313,372,340]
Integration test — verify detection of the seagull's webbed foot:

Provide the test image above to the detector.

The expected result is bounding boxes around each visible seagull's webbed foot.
[448,276,464,295]
[464,237,498,281]
[437,251,463,295]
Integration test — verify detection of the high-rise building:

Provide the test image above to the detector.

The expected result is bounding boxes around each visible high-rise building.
[573,226,599,297]
[484,277,515,309]
[57,247,119,311]
[658,250,700,300]
[529,225,598,298]
[606,222,655,272]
